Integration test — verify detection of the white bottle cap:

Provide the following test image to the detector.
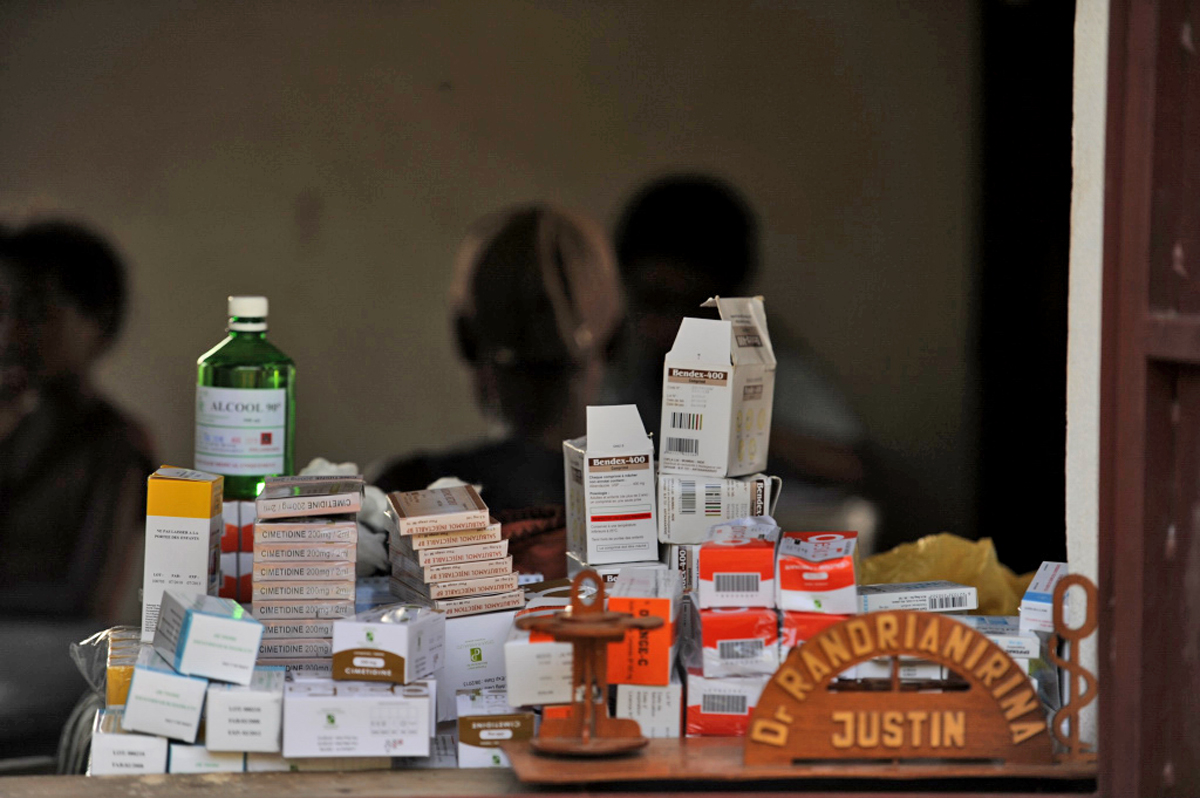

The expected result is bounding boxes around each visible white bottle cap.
[228,295,268,331]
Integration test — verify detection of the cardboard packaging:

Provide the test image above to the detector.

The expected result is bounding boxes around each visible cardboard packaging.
[436,609,518,721]
[389,572,519,601]
[949,615,1040,659]
[250,579,356,601]
[1019,561,1069,633]
[659,297,776,478]
[614,668,684,738]
[667,543,701,594]
[849,659,947,681]
[253,542,356,563]
[238,500,257,551]
[697,607,781,678]
[566,552,666,584]
[394,555,515,584]
[563,405,658,566]
[780,611,851,657]
[607,567,683,686]
[253,518,358,545]
[222,501,240,552]
[401,540,508,569]
[388,486,489,536]
[455,689,535,768]
[393,521,503,552]
[264,658,331,679]
[219,552,239,600]
[253,561,357,582]
[141,467,223,641]
[696,519,779,609]
[237,552,253,602]
[504,598,574,707]
[259,638,333,659]
[205,666,286,752]
[857,581,979,614]
[256,476,364,520]
[259,619,336,640]
[167,743,245,773]
[250,600,355,620]
[122,648,208,743]
[331,604,446,684]
[775,530,858,614]
[89,709,168,775]
[658,473,781,544]
[684,670,770,737]
[282,679,431,758]
[151,590,263,684]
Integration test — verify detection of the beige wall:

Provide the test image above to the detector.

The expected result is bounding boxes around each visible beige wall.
[0,1,979,538]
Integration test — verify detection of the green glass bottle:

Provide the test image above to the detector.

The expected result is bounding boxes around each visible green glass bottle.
[195,295,296,500]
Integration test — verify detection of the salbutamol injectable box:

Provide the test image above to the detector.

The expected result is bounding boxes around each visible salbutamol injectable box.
[152,589,263,684]
[388,485,490,536]
[89,709,168,775]
[331,604,445,684]
[141,467,223,641]
[1020,561,1069,633]
[282,679,431,758]
[775,530,858,614]
[205,666,286,752]
[658,473,781,544]
[121,648,208,743]
[660,297,776,478]
[856,580,979,613]
[563,404,658,565]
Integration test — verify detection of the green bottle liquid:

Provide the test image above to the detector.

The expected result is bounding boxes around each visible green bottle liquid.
[195,295,296,500]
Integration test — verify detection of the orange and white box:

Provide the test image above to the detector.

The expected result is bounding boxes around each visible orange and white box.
[607,567,682,686]
[222,502,240,552]
[696,521,778,609]
[775,531,858,614]
[698,607,780,678]
[503,598,573,707]
[779,611,850,657]
[684,670,769,737]
[238,501,257,552]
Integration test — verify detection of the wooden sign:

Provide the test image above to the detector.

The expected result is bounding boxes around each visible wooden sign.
[1049,574,1098,763]
[744,610,1053,765]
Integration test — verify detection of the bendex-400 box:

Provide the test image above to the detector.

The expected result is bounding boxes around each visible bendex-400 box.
[659,297,776,478]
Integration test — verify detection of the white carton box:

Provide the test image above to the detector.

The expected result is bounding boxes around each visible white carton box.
[122,648,208,743]
[437,609,518,721]
[685,670,770,737]
[205,666,286,752]
[658,473,780,544]
[850,659,947,681]
[697,607,781,678]
[331,604,445,684]
[455,689,535,768]
[152,589,263,684]
[667,543,701,594]
[282,679,431,758]
[167,742,245,773]
[949,615,1040,659]
[89,709,168,775]
[566,552,666,584]
[857,581,978,614]
[1019,561,1069,633]
[614,669,683,738]
[504,598,574,707]
[563,405,658,565]
[659,297,776,477]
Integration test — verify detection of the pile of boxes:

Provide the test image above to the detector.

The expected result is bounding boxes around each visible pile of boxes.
[250,476,363,678]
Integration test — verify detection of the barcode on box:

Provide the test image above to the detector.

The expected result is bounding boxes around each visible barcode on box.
[718,639,764,661]
[704,484,720,516]
[714,573,760,594]
[666,437,699,455]
[928,593,971,611]
[681,480,697,514]
[701,693,749,715]
[670,412,703,430]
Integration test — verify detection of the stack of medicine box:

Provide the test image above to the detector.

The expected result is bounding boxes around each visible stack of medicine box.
[387,486,523,618]
[250,476,363,678]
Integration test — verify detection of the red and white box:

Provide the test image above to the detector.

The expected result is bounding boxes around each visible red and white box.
[696,521,778,609]
[698,607,780,678]
[607,567,682,686]
[775,531,858,614]
[779,611,850,657]
[685,670,769,737]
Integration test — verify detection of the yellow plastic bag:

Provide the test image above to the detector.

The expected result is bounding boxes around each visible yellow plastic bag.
[858,533,1034,616]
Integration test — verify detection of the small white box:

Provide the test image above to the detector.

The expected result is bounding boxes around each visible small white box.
[331,604,445,684]
[614,669,683,738]
[660,297,776,477]
[658,473,780,544]
[455,689,535,768]
[122,648,208,742]
[168,742,245,773]
[1020,561,1069,633]
[563,405,658,565]
[685,670,769,737]
[566,552,666,584]
[857,581,979,614]
[89,709,168,775]
[152,589,263,684]
[437,609,518,721]
[666,544,701,594]
[850,659,946,681]
[504,598,574,707]
[205,666,286,752]
[949,615,1040,659]
[282,679,431,758]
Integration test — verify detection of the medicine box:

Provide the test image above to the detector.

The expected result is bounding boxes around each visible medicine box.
[950,615,1040,659]
[437,609,518,721]
[658,473,780,544]
[697,521,778,609]
[455,689,534,768]
[563,405,658,566]
[504,598,574,707]
[684,670,770,737]
[566,552,666,585]
[89,709,168,775]
[780,611,851,657]
[152,589,263,684]
[256,476,363,520]
[122,648,208,743]
[388,486,490,536]
[857,580,979,614]
[776,531,858,614]
[281,679,431,758]
[659,297,776,477]
[614,668,683,738]
[205,666,286,752]
[1020,561,1069,633]
[141,467,223,641]
[167,742,245,773]
[697,607,781,678]
[331,604,445,684]
[607,567,682,686]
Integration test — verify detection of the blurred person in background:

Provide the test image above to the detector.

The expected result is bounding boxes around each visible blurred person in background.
[0,220,153,622]
[370,205,624,576]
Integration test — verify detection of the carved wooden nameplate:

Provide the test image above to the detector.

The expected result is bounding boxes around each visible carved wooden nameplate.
[744,610,1053,765]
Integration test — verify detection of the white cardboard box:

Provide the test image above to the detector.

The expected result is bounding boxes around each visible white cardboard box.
[659,297,776,477]
[566,552,666,584]
[949,615,1040,659]
[152,589,263,684]
[89,709,168,775]
[857,581,979,613]
[167,743,245,773]
[455,689,534,768]
[614,669,683,738]
[282,679,431,758]
[1020,561,1069,633]
[122,648,208,743]
[658,473,780,544]
[205,666,286,752]
[775,530,858,614]
[563,405,658,565]
[437,609,518,721]
[331,604,445,684]
[504,598,574,707]
[685,670,769,737]
[697,606,781,678]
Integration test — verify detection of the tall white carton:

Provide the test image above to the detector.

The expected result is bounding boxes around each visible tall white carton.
[563,405,658,565]
[659,297,776,477]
